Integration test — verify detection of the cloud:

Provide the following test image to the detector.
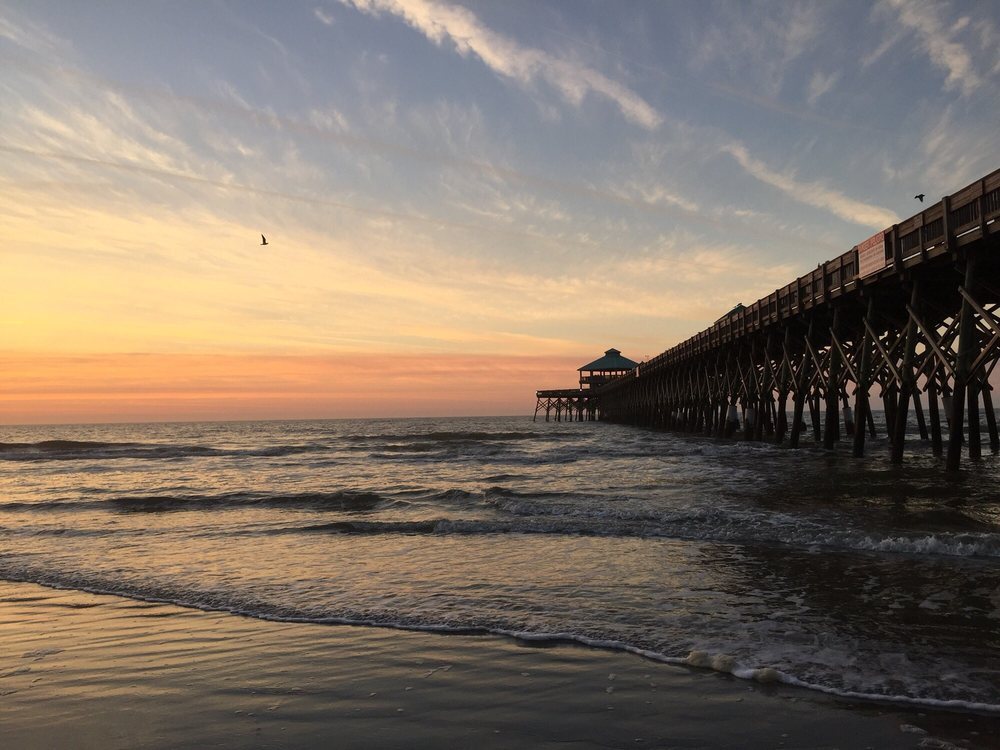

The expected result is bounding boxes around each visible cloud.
[336,0,662,129]
[722,143,897,229]
[314,7,336,25]
[806,70,839,106]
[0,9,67,54]
[879,0,982,96]
[905,104,1000,190]
[613,182,700,214]
[690,3,821,98]
[2,47,846,259]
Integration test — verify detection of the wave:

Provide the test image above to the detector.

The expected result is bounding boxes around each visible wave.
[0,431,542,462]
[3,574,997,716]
[482,490,1000,559]
[289,513,1000,559]
[0,487,491,514]
[1,490,391,513]
[0,440,326,462]
[351,431,543,443]
[0,439,135,453]
[420,488,478,503]
[5,482,998,558]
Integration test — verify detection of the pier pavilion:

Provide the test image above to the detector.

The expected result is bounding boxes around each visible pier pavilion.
[578,349,640,389]
[534,349,638,421]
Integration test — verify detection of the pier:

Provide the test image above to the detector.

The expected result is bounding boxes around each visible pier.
[538,167,1000,470]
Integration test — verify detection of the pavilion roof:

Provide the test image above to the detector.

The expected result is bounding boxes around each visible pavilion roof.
[578,348,639,372]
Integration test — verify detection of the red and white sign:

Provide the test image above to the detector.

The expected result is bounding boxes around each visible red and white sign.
[858,230,887,278]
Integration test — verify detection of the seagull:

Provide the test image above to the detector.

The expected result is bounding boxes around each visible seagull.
[260,234,268,246]
[914,194,925,203]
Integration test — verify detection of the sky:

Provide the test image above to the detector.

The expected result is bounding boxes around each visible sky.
[2,0,999,423]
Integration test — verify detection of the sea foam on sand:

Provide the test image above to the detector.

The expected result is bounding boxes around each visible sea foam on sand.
[1,581,998,750]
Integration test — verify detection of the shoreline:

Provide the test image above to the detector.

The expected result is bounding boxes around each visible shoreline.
[6,573,999,717]
[2,579,998,749]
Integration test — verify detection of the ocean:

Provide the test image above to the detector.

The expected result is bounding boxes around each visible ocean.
[1,416,998,714]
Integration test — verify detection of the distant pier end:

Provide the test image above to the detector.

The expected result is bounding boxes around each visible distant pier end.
[534,348,638,421]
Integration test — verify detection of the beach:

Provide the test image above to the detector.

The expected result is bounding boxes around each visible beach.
[4,580,997,749]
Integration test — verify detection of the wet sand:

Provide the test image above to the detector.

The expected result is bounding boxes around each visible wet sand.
[0,580,996,749]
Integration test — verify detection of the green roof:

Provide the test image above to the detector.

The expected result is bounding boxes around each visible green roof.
[578,348,639,372]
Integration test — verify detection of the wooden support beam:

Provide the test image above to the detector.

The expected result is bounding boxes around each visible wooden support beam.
[892,282,921,464]
[864,319,904,387]
[957,288,1000,378]
[913,391,929,441]
[968,381,982,460]
[983,386,1000,454]
[753,338,766,441]
[948,256,980,471]
[853,296,875,458]
[830,331,859,385]
[775,327,792,444]
[927,381,943,455]
[883,385,897,447]
[825,308,843,449]
[789,318,815,449]
[804,337,830,391]
[905,304,957,380]
[810,392,822,443]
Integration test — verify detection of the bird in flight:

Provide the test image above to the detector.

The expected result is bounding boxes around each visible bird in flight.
[260,234,268,246]
[914,194,925,203]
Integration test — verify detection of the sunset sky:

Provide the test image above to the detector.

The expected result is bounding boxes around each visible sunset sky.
[3,0,999,423]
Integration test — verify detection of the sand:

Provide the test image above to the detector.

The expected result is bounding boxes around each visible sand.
[0,580,996,749]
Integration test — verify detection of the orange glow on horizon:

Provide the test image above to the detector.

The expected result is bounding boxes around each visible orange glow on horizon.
[0,352,589,424]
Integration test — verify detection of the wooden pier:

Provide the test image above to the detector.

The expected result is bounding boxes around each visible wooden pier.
[533,389,600,422]
[542,167,1000,471]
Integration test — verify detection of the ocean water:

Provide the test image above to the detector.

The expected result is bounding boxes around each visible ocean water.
[1,416,998,713]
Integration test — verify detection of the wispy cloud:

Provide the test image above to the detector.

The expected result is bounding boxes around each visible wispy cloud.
[906,104,1000,190]
[722,143,897,229]
[806,70,839,106]
[612,182,700,214]
[0,9,67,54]
[314,6,336,26]
[336,0,662,129]
[1,47,850,259]
[878,0,982,96]
[690,2,821,98]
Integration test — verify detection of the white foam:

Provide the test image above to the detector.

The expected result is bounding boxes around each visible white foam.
[6,571,1000,716]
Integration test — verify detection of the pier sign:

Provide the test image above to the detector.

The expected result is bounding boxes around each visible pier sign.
[857,230,887,278]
